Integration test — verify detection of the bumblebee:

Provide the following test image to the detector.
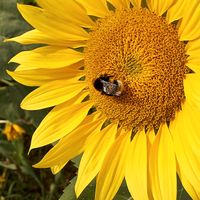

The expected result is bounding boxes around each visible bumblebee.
[93,74,123,96]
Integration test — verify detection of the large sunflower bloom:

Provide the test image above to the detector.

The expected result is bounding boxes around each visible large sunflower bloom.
[7,0,200,199]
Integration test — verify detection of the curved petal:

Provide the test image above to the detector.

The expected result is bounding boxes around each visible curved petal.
[7,68,84,86]
[149,124,177,200]
[146,0,176,16]
[177,165,200,200]
[186,38,200,67]
[184,74,200,110]
[37,0,95,28]
[166,0,188,23]
[186,38,200,56]
[178,0,200,41]
[21,80,86,110]
[169,102,200,199]
[51,163,67,174]
[34,117,105,168]
[75,0,109,18]
[95,131,131,200]
[9,46,83,69]
[75,123,118,197]
[17,4,89,41]
[5,30,86,48]
[107,0,130,9]
[125,130,149,200]
[29,93,91,150]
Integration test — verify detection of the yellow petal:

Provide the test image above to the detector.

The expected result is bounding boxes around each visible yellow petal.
[186,63,200,74]
[51,163,67,174]
[76,0,109,18]
[107,0,130,9]
[186,38,200,67]
[184,74,200,110]
[5,30,86,48]
[15,60,83,71]
[29,94,92,150]
[130,0,141,8]
[147,129,155,146]
[75,123,118,197]
[149,124,177,200]
[95,131,131,200]
[177,165,200,200]
[7,68,84,86]
[179,0,200,41]
[169,102,200,199]
[166,0,188,23]
[146,0,176,16]
[21,80,86,110]
[186,38,200,56]
[17,4,89,41]
[10,46,83,69]
[37,0,95,28]
[125,130,149,200]
[34,117,105,168]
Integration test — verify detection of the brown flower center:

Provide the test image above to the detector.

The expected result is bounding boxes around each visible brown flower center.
[85,8,187,130]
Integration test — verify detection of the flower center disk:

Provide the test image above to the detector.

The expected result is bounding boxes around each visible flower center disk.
[85,8,187,130]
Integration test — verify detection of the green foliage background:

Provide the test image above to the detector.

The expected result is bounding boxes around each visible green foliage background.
[0,0,193,199]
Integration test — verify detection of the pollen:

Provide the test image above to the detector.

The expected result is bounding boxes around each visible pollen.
[85,8,187,131]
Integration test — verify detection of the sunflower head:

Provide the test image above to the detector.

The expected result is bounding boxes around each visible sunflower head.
[6,0,200,200]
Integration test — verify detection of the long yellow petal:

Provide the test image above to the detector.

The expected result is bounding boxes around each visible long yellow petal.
[75,123,118,197]
[51,163,67,174]
[146,0,176,16]
[166,0,188,23]
[17,4,89,41]
[10,46,83,69]
[177,165,200,200]
[7,68,84,86]
[34,117,105,168]
[95,131,131,200]
[29,94,92,150]
[125,130,149,200]
[130,0,141,8]
[21,80,86,110]
[169,102,200,199]
[5,30,86,48]
[149,124,177,200]
[178,0,200,41]
[186,63,200,74]
[184,74,200,110]
[186,38,200,56]
[186,38,200,67]
[76,0,109,18]
[37,0,94,28]
[15,60,83,71]
[107,0,130,9]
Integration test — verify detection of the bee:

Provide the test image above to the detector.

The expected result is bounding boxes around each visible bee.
[93,74,123,96]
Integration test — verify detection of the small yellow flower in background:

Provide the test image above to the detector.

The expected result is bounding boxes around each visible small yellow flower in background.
[2,122,25,141]
[6,0,200,199]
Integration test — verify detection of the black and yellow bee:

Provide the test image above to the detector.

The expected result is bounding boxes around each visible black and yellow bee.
[93,74,123,96]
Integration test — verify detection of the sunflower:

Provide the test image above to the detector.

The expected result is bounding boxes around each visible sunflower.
[2,122,25,141]
[6,0,200,199]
